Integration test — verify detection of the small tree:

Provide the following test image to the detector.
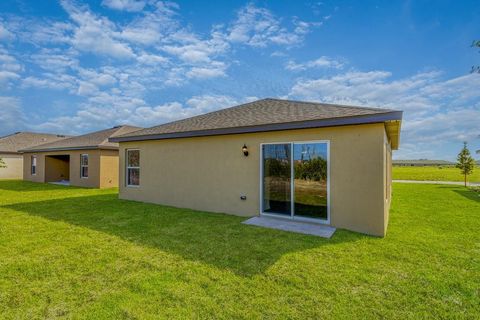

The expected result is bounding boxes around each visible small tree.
[0,157,6,168]
[456,142,475,187]
[471,39,480,73]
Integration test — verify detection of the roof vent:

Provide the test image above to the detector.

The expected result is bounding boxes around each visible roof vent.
[113,125,122,128]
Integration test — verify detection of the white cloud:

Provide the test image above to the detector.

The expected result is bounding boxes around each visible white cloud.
[290,70,442,114]
[137,52,169,65]
[186,62,227,79]
[227,3,317,47]
[0,21,14,41]
[22,75,75,90]
[119,2,179,45]
[60,0,136,59]
[0,71,20,84]
[0,97,25,135]
[29,93,254,134]
[102,0,146,12]
[30,50,78,72]
[285,56,344,71]
[289,71,480,159]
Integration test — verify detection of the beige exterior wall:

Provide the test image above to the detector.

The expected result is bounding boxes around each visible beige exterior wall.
[118,123,393,236]
[23,149,119,188]
[383,131,393,233]
[99,150,119,188]
[0,153,23,179]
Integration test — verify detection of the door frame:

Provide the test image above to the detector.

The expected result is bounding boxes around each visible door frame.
[259,140,331,225]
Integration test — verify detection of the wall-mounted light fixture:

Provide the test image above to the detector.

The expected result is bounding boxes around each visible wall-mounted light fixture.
[242,144,249,156]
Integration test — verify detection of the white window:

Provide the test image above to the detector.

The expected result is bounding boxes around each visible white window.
[80,154,88,178]
[31,156,37,175]
[126,149,140,186]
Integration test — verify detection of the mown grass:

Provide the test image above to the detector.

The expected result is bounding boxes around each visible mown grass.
[0,180,479,319]
[393,165,480,182]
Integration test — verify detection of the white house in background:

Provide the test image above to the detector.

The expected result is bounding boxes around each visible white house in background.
[0,132,68,179]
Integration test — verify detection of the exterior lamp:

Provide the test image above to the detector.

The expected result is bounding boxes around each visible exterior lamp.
[242,144,249,156]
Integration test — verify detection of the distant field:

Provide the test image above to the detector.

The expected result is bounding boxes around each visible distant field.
[393,165,480,182]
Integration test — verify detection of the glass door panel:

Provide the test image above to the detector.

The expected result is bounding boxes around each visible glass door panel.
[293,143,328,220]
[262,144,292,216]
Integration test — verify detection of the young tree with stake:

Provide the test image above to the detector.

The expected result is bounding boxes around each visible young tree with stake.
[456,142,475,187]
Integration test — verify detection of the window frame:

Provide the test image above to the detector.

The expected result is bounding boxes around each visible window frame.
[31,155,37,176]
[80,154,89,179]
[126,149,140,187]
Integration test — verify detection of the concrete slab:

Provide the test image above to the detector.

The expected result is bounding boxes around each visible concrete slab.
[49,180,70,186]
[243,216,336,238]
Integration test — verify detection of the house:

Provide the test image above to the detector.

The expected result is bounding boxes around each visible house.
[110,98,402,237]
[393,159,454,167]
[21,125,141,188]
[0,132,68,179]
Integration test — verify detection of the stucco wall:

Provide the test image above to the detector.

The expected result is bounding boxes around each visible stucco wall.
[118,123,391,236]
[23,149,119,188]
[99,150,119,188]
[0,153,23,179]
[383,132,393,233]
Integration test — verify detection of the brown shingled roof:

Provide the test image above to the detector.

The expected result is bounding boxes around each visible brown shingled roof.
[0,132,70,154]
[21,125,142,152]
[110,98,402,143]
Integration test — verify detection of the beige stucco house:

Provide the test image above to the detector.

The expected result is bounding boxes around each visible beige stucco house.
[0,132,68,179]
[110,99,402,236]
[22,125,141,188]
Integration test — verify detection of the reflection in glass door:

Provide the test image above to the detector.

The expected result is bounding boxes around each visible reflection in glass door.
[293,143,328,220]
[261,141,329,222]
[262,144,291,216]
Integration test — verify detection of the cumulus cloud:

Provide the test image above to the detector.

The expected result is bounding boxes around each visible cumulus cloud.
[60,0,136,59]
[0,97,25,135]
[227,3,318,47]
[30,94,254,134]
[0,21,14,41]
[102,0,146,12]
[285,56,344,71]
[289,71,480,159]
[30,50,78,72]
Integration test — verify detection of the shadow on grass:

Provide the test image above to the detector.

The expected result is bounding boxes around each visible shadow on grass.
[4,193,364,276]
[452,188,480,203]
[0,180,84,192]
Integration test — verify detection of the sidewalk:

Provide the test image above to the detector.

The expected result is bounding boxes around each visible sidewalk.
[393,180,480,187]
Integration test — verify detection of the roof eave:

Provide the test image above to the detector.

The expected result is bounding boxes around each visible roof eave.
[19,145,119,153]
[385,119,402,150]
[109,111,403,143]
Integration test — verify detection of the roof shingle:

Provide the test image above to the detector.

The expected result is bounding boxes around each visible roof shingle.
[0,132,69,154]
[21,125,142,152]
[110,98,402,142]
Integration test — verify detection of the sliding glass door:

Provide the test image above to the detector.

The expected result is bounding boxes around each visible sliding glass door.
[262,144,292,216]
[261,141,329,222]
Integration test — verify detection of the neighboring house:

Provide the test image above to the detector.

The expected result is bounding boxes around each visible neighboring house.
[110,98,402,237]
[393,159,455,167]
[21,125,141,188]
[0,132,68,179]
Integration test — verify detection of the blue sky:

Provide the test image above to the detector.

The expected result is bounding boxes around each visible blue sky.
[0,0,479,160]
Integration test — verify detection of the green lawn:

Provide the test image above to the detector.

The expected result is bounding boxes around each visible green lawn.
[393,165,480,182]
[0,181,479,319]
